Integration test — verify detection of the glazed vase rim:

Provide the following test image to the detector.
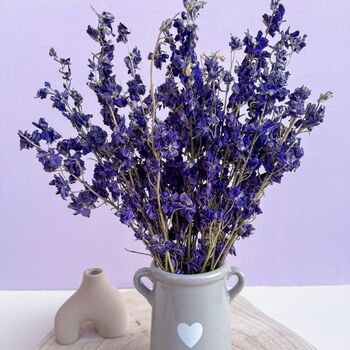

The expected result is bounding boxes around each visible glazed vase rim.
[149,261,232,285]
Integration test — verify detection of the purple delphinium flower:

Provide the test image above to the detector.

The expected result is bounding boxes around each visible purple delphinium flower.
[68,191,98,217]
[19,0,331,274]
[117,23,130,43]
[37,149,62,172]
[229,35,242,50]
[32,118,61,144]
[49,174,71,200]
[124,47,142,75]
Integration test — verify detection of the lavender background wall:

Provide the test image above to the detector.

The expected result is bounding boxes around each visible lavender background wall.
[0,0,349,290]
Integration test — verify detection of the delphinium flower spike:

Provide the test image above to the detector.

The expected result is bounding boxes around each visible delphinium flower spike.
[19,0,331,274]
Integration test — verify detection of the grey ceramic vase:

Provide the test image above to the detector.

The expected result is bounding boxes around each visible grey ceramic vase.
[55,268,129,345]
[134,263,244,350]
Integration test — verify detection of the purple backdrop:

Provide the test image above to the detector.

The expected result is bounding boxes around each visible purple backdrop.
[1,0,349,289]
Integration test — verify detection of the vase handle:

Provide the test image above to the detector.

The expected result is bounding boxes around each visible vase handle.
[227,266,245,303]
[133,267,154,305]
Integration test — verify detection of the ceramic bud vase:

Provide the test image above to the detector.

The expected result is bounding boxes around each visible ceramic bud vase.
[54,268,129,345]
[134,263,244,350]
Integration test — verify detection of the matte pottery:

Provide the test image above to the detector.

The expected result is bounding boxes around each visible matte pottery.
[134,263,244,350]
[54,268,129,345]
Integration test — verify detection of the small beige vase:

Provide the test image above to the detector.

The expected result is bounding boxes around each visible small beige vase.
[54,267,129,345]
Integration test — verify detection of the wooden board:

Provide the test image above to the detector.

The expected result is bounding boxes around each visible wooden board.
[34,290,316,350]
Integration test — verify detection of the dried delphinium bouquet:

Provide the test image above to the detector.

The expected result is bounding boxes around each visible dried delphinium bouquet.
[19,0,331,274]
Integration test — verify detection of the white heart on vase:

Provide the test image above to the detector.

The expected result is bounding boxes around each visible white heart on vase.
[177,322,203,348]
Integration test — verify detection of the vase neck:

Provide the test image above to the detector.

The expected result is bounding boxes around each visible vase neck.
[80,268,110,289]
[150,263,230,287]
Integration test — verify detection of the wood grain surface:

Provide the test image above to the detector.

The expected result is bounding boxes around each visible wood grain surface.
[34,290,316,350]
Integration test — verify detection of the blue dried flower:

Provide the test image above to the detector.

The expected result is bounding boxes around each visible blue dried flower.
[117,23,130,43]
[68,191,98,217]
[19,0,331,274]
[303,103,325,130]
[229,35,242,50]
[87,25,98,40]
[149,48,169,69]
[37,148,62,172]
[118,205,134,224]
[49,174,71,200]
[32,118,61,144]
[263,1,285,37]
[101,11,115,27]
[18,130,41,150]
[124,47,142,75]
[87,125,108,147]
[63,153,85,181]
[127,74,146,101]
